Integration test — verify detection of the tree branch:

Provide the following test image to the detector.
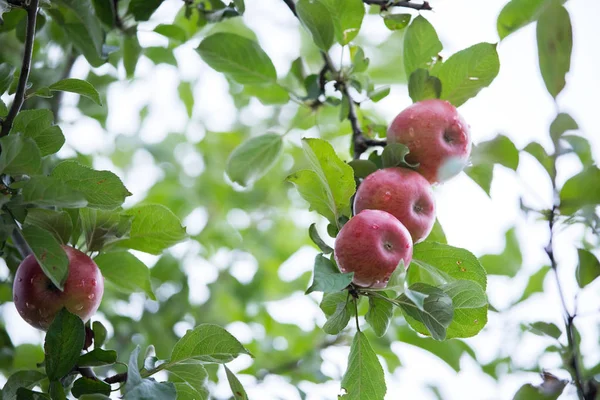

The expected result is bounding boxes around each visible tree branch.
[546,207,588,400]
[51,51,77,121]
[0,0,39,137]
[363,0,432,11]
[104,372,128,384]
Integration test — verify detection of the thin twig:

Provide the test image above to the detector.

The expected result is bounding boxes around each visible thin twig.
[0,0,40,137]
[363,0,432,11]
[51,51,77,120]
[546,206,588,400]
[282,0,297,16]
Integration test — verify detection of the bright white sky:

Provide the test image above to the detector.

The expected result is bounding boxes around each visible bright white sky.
[1,0,599,399]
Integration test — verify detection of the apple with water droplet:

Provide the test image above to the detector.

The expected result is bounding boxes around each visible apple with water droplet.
[12,246,104,331]
[354,167,436,243]
[334,209,413,288]
[387,99,471,183]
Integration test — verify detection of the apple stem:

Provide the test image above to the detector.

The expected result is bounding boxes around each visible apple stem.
[353,298,361,332]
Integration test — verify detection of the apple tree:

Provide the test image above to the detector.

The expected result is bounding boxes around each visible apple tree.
[0,0,597,399]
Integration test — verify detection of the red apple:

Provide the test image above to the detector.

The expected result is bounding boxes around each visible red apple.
[13,246,104,331]
[334,209,413,288]
[387,99,471,183]
[354,167,435,243]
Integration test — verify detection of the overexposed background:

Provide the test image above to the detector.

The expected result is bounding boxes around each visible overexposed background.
[2,0,599,398]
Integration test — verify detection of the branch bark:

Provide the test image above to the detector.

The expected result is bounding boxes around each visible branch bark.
[0,0,39,137]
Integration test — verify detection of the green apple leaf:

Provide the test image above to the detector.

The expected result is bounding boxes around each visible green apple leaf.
[71,377,112,398]
[319,0,364,45]
[398,283,453,341]
[116,204,186,254]
[51,161,132,210]
[384,14,411,31]
[497,0,561,39]
[197,33,277,85]
[365,293,394,337]
[340,332,386,400]
[308,223,333,254]
[44,308,86,381]
[479,228,522,277]
[322,298,353,335]
[127,0,163,21]
[226,133,283,187]
[576,248,600,288]
[306,254,353,294]
[287,138,356,226]
[80,208,132,252]
[560,166,600,214]
[408,69,442,103]
[78,348,118,367]
[22,225,69,290]
[124,346,177,400]
[296,0,335,50]
[225,365,248,400]
[514,265,551,304]
[170,324,250,364]
[166,362,210,400]
[403,15,442,76]
[537,3,572,98]
[525,322,562,339]
[2,370,47,400]
[10,109,65,156]
[440,280,488,338]
[22,176,88,208]
[0,135,41,176]
[94,251,155,300]
[24,209,73,244]
[49,78,102,105]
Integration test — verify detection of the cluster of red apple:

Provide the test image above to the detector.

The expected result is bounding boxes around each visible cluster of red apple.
[13,247,104,331]
[335,99,472,288]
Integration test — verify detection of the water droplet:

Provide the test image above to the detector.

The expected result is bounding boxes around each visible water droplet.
[30,277,35,284]
[406,244,411,249]
[371,224,379,230]
[383,191,392,201]
[25,302,35,310]
[13,295,18,302]
[456,260,462,265]
[88,294,95,300]
[91,279,97,287]
[75,304,84,311]
[408,127,415,136]
[79,279,86,287]
[17,277,23,282]
[25,318,33,324]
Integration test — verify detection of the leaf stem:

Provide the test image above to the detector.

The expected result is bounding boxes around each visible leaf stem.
[363,0,432,11]
[0,0,39,138]
[353,297,361,332]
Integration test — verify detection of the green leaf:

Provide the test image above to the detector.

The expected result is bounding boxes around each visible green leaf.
[124,347,177,400]
[427,219,447,244]
[479,228,522,277]
[71,377,111,398]
[399,283,453,340]
[13,389,50,399]
[22,176,88,208]
[308,223,333,254]
[91,0,116,28]
[287,138,356,225]
[233,0,245,14]
[296,0,335,50]
[497,0,556,39]
[320,291,348,316]
[243,84,290,105]
[322,297,353,335]
[351,46,369,73]
[340,332,386,400]
[306,254,353,294]
[116,204,186,254]
[383,14,411,31]
[197,33,277,84]
[170,324,250,364]
[11,109,64,157]
[526,322,562,339]
[368,86,390,102]
[92,321,107,349]
[365,293,394,337]
[178,81,194,118]
[471,134,520,170]
[145,46,178,66]
[576,248,600,288]
[0,135,41,175]
[560,166,600,214]
[408,69,441,103]
[562,135,592,167]
[441,280,488,338]
[127,0,163,21]
[225,365,248,400]
[408,242,487,290]
[536,3,572,98]
[550,112,578,143]
[348,159,378,180]
[381,143,416,169]
[123,32,142,79]
[80,208,132,252]
[319,0,365,45]
[524,141,554,177]
[403,15,442,76]
[226,133,283,187]
[0,63,15,94]
[435,43,500,107]
[166,362,209,400]
[48,0,105,67]
[78,348,118,367]
[44,308,85,381]
[515,266,551,304]
[94,251,156,300]
[0,99,7,117]
[22,225,69,290]
[2,370,46,400]
[51,161,132,210]
[24,209,73,244]
[513,377,567,400]
[49,79,102,106]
